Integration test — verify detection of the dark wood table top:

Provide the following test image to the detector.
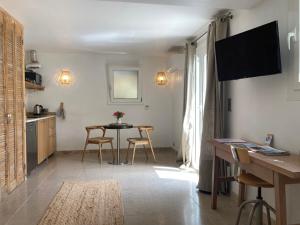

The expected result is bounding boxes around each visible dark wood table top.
[103,123,133,129]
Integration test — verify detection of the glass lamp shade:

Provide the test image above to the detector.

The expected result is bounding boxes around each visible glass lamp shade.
[58,69,74,86]
[155,72,168,86]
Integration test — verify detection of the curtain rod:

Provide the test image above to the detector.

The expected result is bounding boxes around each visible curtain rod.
[192,31,208,44]
[191,12,233,45]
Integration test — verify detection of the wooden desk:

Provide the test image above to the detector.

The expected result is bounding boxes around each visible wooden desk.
[210,139,300,225]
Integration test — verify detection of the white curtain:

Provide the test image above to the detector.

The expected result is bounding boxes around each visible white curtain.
[180,42,197,168]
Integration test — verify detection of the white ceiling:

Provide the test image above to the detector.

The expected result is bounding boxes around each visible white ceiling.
[0,0,262,55]
[99,0,262,9]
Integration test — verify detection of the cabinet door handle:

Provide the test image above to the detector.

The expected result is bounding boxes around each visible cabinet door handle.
[6,113,12,123]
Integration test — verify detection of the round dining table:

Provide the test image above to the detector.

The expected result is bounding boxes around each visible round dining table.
[103,123,133,165]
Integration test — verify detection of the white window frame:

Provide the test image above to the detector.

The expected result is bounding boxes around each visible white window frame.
[107,65,143,104]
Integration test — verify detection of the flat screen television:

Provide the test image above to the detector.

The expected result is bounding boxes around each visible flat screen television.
[215,21,282,81]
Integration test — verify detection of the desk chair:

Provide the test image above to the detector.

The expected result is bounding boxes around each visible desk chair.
[126,126,157,164]
[231,146,276,225]
[81,125,115,163]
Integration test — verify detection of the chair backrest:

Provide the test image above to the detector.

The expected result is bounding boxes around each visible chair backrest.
[230,146,251,164]
[230,145,251,178]
[85,125,106,138]
[136,126,153,139]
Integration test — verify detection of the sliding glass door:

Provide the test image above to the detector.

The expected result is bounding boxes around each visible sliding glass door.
[192,36,207,169]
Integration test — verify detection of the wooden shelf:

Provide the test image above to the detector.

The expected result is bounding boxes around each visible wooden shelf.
[25,81,44,90]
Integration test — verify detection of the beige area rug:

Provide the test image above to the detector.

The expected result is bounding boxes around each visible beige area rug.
[38,180,124,225]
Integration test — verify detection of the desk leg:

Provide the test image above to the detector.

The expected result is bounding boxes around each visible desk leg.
[211,148,219,209]
[274,172,287,225]
[238,170,246,206]
[116,129,120,165]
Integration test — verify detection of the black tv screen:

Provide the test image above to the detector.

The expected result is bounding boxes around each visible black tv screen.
[215,21,282,81]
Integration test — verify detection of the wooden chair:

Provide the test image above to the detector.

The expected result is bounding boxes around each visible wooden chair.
[81,125,115,163]
[126,126,157,164]
[230,146,275,225]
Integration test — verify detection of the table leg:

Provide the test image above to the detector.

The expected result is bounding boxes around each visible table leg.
[238,170,246,206]
[274,172,287,225]
[116,129,120,165]
[211,148,219,209]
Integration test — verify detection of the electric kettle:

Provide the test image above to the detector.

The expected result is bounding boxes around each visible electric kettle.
[33,104,43,115]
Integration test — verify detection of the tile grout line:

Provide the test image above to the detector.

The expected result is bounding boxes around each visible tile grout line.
[4,164,57,225]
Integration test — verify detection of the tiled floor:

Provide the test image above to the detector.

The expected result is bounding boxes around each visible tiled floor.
[0,149,247,225]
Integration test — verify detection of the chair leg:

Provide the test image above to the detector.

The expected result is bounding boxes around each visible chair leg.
[266,206,272,225]
[235,206,244,225]
[143,144,149,161]
[235,200,259,225]
[132,144,137,165]
[98,144,102,159]
[256,201,263,225]
[247,202,260,225]
[263,201,276,214]
[98,144,103,164]
[126,142,131,163]
[110,141,115,163]
[148,141,157,162]
[235,202,248,225]
[262,201,276,225]
[81,142,88,162]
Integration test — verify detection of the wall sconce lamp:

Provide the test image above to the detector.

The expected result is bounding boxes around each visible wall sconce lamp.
[155,71,168,86]
[57,69,74,86]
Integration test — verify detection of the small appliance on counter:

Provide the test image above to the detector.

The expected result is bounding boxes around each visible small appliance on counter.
[33,104,44,115]
[25,70,42,85]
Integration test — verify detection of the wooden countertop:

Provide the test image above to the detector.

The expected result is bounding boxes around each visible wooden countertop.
[210,139,300,179]
[26,114,56,123]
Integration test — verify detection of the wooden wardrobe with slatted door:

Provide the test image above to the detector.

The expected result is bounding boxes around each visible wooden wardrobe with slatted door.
[0,8,26,193]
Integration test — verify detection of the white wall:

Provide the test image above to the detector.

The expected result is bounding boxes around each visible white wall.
[26,52,173,151]
[168,54,185,153]
[226,0,300,223]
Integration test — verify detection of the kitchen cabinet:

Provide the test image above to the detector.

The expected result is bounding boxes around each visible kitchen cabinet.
[48,117,56,156]
[37,119,49,164]
[37,117,56,164]
[0,8,25,192]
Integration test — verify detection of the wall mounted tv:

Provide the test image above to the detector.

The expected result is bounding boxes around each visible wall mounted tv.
[215,21,282,81]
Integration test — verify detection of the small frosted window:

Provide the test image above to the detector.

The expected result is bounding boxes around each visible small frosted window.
[113,70,138,99]
[107,66,142,104]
